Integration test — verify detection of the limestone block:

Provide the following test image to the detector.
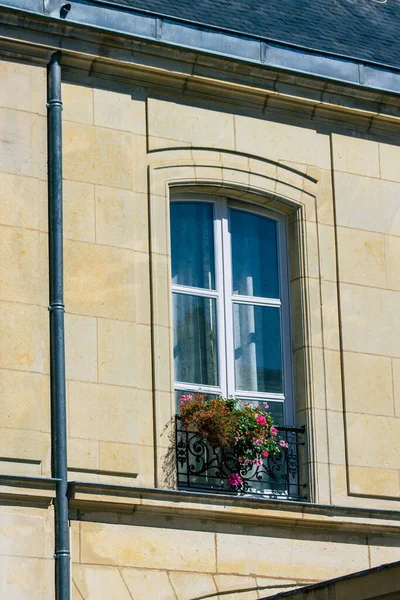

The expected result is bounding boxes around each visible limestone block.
[135,445,155,488]
[63,83,93,124]
[290,278,306,351]
[318,224,336,282]
[394,358,400,417]
[310,348,326,410]
[324,350,343,412]
[68,438,99,471]
[256,577,305,598]
[327,410,346,465]
[0,556,53,600]
[64,180,95,243]
[64,240,135,321]
[379,141,400,183]
[321,281,340,351]
[304,220,319,279]
[368,535,400,567]
[332,134,379,177]
[71,521,80,564]
[0,302,48,373]
[132,134,148,194]
[0,370,49,432]
[94,88,136,132]
[98,318,136,387]
[132,193,149,253]
[99,441,139,475]
[152,253,171,328]
[385,234,400,291]
[215,574,259,600]
[0,173,46,230]
[135,252,151,325]
[0,459,40,477]
[0,428,46,463]
[73,565,132,600]
[235,115,330,169]
[346,413,400,469]
[153,325,173,392]
[136,389,154,446]
[135,324,153,391]
[154,390,174,448]
[308,278,324,349]
[334,172,400,236]
[169,572,218,600]
[65,313,97,383]
[339,283,400,357]
[95,185,136,248]
[313,409,329,465]
[149,193,169,256]
[343,352,393,416]
[307,167,334,226]
[216,529,369,580]
[0,108,46,179]
[349,466,400,498]
[148,97,235,149]
[80,521,216,572]
[148,135,191,151]
[0,60,46,115]
[337,227,386,288]
[293,348,308,411]
[68,381,138,444]
[0,226,44,306]
[121,568,176,600]
[0,509,51,558]
[63,121,133,189]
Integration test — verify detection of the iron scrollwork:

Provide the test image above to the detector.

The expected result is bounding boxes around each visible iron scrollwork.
[175,416,307,501]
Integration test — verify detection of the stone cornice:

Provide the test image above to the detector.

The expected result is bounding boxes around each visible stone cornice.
[68,482,400,534]
[0,474,59,505]
[1,5,400,137]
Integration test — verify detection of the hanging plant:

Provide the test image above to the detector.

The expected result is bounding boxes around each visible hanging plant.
[179,394,288,489]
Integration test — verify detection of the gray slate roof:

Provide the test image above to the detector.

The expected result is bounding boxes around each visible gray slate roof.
[107,0,400,69]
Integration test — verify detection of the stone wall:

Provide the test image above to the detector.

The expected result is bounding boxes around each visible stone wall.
[0,52,399,599]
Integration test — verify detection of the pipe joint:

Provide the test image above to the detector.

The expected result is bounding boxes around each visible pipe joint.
[47,100,63,109]
[48,302,65,313]
[54,551,71,559]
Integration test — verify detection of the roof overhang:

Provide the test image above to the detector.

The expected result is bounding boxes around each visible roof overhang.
[2,0,400,96]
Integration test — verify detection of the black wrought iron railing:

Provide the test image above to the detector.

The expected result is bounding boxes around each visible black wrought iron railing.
[175,416,307,501]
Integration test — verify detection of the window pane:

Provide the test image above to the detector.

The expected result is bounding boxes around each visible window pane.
[171,202,215,289]
[230,209,279,298]
[173,293,218,386]
[233,304,283,393]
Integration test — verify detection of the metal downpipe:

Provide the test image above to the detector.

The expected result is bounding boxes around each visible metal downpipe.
[47,51,71,600]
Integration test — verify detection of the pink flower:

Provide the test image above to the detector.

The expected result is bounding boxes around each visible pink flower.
[253,458,263,466]
[253,438,263,446]
[256,415,267,425]
[279,440,288,448]
[262,451,269,458]
[243,459,250,466]
[263,402,269,409]
[227,473,243,488]
[271,427,277,437]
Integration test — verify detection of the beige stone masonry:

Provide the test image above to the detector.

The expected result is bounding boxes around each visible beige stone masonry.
[333,171,400,237]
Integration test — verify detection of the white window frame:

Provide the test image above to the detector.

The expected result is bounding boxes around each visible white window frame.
[171,193,294,425]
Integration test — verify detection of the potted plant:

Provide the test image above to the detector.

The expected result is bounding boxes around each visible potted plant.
[179,393,288,490]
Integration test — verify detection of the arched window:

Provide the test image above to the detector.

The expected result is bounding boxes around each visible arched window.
[170,194,294,426]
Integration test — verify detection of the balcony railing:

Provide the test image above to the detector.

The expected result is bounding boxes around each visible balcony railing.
[175,416,307,501]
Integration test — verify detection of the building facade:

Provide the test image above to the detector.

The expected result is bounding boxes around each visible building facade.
[0,1,399,599]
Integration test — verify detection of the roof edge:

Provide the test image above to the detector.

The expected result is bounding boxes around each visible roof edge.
[2,0,400,96]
